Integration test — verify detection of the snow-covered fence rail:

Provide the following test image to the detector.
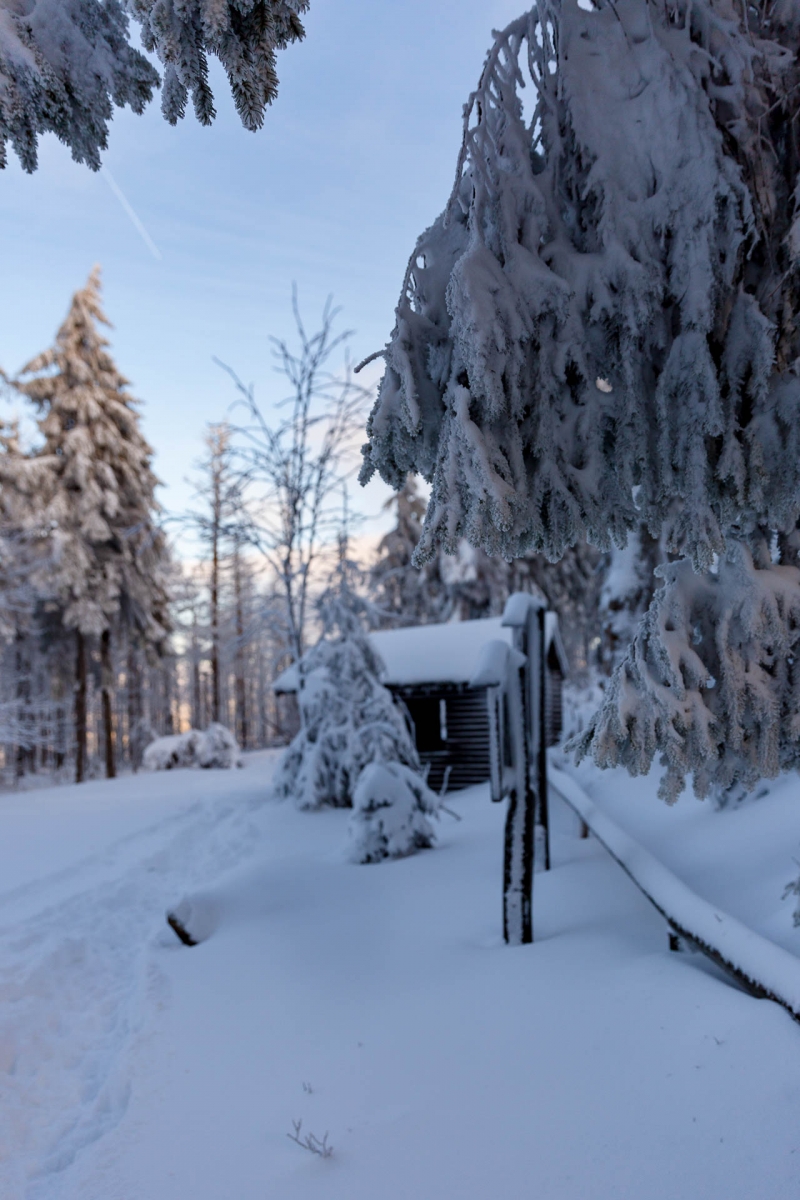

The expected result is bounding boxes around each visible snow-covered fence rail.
[549,766,800,1026]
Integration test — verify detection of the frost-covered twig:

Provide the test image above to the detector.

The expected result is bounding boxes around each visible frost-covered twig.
[782,860,800,929]
[287,1119,333,1158]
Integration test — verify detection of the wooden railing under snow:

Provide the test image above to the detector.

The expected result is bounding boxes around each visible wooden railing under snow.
[549,765,800,1027]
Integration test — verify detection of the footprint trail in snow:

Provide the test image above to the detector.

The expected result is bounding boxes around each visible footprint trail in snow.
[0,772,268,1200]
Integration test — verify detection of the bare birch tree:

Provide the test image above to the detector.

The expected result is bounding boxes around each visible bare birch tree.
[218,294,371,662]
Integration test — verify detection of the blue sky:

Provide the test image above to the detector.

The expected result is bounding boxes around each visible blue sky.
[0,0,523,550]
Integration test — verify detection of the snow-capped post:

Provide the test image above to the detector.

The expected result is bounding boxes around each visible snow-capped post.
[472,638,531,944]
[502,591,549,870]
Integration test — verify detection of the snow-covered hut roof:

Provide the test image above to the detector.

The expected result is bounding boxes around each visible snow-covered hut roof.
[273,613,567,693]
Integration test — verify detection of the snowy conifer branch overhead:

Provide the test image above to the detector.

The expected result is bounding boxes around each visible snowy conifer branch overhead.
[572,540,800,803]
[0,0,308,171]
[128,0,308,129]
[360,0,800,569]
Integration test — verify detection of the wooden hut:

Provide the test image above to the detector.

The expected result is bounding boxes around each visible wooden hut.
[273,614,568,794]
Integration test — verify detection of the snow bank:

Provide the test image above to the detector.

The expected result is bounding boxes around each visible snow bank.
[143,731,203,772]
[550,763,800,1023]
[196,723,241,770]
[143,725,241,772]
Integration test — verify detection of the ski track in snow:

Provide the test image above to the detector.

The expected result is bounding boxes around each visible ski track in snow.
[0,780,265,1200]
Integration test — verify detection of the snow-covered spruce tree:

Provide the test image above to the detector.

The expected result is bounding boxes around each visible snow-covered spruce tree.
[370,477,449,625]
[10,267,170,781]
[371,476,506,625]
[360,0,800,800]
[274,566,438,861]
[0,0,307,171]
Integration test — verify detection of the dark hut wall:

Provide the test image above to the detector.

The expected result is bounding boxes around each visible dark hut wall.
[545,643,563,748]
[393,683,492,793]
[394,662,564,794]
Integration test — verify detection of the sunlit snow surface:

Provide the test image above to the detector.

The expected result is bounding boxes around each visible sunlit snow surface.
[1,752,799,1199]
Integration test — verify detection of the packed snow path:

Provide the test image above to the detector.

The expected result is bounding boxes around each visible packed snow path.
[1,754,800,1199]
[0,761,270,1200]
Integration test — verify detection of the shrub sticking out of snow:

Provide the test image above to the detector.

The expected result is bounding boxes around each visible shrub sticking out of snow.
[143,725,241,772]
[348,762,439,865]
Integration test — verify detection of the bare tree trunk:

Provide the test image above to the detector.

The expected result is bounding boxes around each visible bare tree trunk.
[14,634,25,781]
[101,628,116,779]
[163,658,176,734]
[211,522,220,724]
[75,630,87,784]
[127,637,142,769]
[191,613,201,730]
[233,540,247,748]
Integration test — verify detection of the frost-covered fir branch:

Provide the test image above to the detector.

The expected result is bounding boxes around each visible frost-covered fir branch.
[0,0,157,170]
[572,538,800,803]
[130,0,307,130]
[360,0,800,570]
[0,0,308,171]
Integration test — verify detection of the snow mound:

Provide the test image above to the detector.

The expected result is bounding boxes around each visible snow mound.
[349,761,439,864]
[143,725,241,772]
[167,891,221,945]
[197,723,242,770]
[143,731,202,772]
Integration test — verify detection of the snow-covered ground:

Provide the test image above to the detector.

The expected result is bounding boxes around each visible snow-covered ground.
[2,752,800,1199]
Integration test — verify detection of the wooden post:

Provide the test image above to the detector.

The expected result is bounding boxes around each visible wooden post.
[472,633,535,945]
[502,661,535,944]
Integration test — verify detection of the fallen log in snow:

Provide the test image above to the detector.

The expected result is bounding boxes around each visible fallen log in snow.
[549,765,800,1026]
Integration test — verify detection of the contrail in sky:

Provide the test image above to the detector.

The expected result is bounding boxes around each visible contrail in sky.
[101,167,163,262]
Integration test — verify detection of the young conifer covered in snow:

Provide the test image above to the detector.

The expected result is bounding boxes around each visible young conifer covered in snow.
[0,0,307,171]
[370,476,508,625]
[370,477,449,626]
[361,0,800,799]
[275,583,418,809]
[9,267,170,780]
[349,760,438,865]
[274,560,438,861]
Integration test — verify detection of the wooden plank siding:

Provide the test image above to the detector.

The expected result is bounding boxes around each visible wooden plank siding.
[544,645,563,750]
[394,671,563,794]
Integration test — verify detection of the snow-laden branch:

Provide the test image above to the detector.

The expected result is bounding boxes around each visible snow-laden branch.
[572,538,800,801]
[361,0,800,569]
[0,0,308,171]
